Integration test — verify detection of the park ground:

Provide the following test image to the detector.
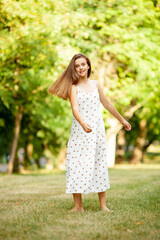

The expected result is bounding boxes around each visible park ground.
[0,164,159,240]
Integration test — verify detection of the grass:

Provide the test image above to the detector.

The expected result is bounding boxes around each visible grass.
[0,164,160,240]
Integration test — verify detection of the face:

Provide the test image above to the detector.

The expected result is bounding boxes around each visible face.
[74,57,89,77]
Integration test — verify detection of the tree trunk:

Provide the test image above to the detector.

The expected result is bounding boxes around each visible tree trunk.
[27,142,33,160]
[105,103,144,167]
[97,60,150,167]
[105,118,121,167]
[57,147,67,170]
[130,119,147,164]
[141,137,155,163]
[7,106,24,174]
[116,129,126,163]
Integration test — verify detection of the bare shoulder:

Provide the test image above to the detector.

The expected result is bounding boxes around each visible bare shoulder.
[69,84,78,101]
[71,84,78,94]
[72,83,77,89]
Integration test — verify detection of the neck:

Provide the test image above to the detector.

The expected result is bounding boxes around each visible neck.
[78,76,89,84]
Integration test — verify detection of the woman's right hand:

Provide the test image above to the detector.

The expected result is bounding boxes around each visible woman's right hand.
[82,122,92,133]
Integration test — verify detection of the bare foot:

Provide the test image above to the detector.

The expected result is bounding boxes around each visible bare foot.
[68,207,84,213]
[100,206,114,214]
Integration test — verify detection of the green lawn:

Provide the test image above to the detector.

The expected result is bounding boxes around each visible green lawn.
[0,165,159,240]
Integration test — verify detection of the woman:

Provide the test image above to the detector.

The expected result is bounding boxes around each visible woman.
[48,53,131,213]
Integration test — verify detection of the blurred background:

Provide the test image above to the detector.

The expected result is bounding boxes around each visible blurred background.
[0,0,160,174]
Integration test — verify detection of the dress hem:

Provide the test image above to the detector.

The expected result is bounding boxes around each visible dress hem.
[65,186,110,194]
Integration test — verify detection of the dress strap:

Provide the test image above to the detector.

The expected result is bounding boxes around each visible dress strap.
[91,79,95,87]
[75,79,97,93]
[91,80,97,91]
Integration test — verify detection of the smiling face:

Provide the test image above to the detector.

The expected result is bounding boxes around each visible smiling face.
[74,57,90,78]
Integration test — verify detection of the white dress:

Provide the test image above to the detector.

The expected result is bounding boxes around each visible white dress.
[65,79,110,194]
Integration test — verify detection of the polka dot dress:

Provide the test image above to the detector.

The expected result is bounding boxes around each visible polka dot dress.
[66,80,110,194]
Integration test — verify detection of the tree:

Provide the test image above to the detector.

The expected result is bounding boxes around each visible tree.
[0,0,71,173]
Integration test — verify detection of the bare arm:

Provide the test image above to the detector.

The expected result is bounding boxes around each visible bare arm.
[69,85,84,126]
[95,81,131,132]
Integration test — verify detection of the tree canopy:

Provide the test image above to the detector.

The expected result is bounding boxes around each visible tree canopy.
[0,0,160,171]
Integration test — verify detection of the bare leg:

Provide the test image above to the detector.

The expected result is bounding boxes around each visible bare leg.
[68,193,84,212]
[98,191,113,214]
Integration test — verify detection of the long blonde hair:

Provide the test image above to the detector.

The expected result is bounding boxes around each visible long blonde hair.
[47,53,91,100]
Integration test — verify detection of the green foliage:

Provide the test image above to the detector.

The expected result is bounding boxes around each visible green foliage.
[0,0,73,161]
[0,0,160,165]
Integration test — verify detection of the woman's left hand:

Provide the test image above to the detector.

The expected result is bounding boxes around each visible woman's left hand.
[121,119,132,131]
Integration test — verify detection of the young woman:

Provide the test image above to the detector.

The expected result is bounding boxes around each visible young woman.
[48,53,131,213]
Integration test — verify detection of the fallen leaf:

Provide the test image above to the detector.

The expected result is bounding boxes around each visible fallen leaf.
[126,229,132,233]
[136,222,143,225]
[153,230,157,234]
[16,202,19,205]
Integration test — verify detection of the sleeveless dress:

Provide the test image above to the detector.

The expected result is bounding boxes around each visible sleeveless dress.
[65,79,110,194]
